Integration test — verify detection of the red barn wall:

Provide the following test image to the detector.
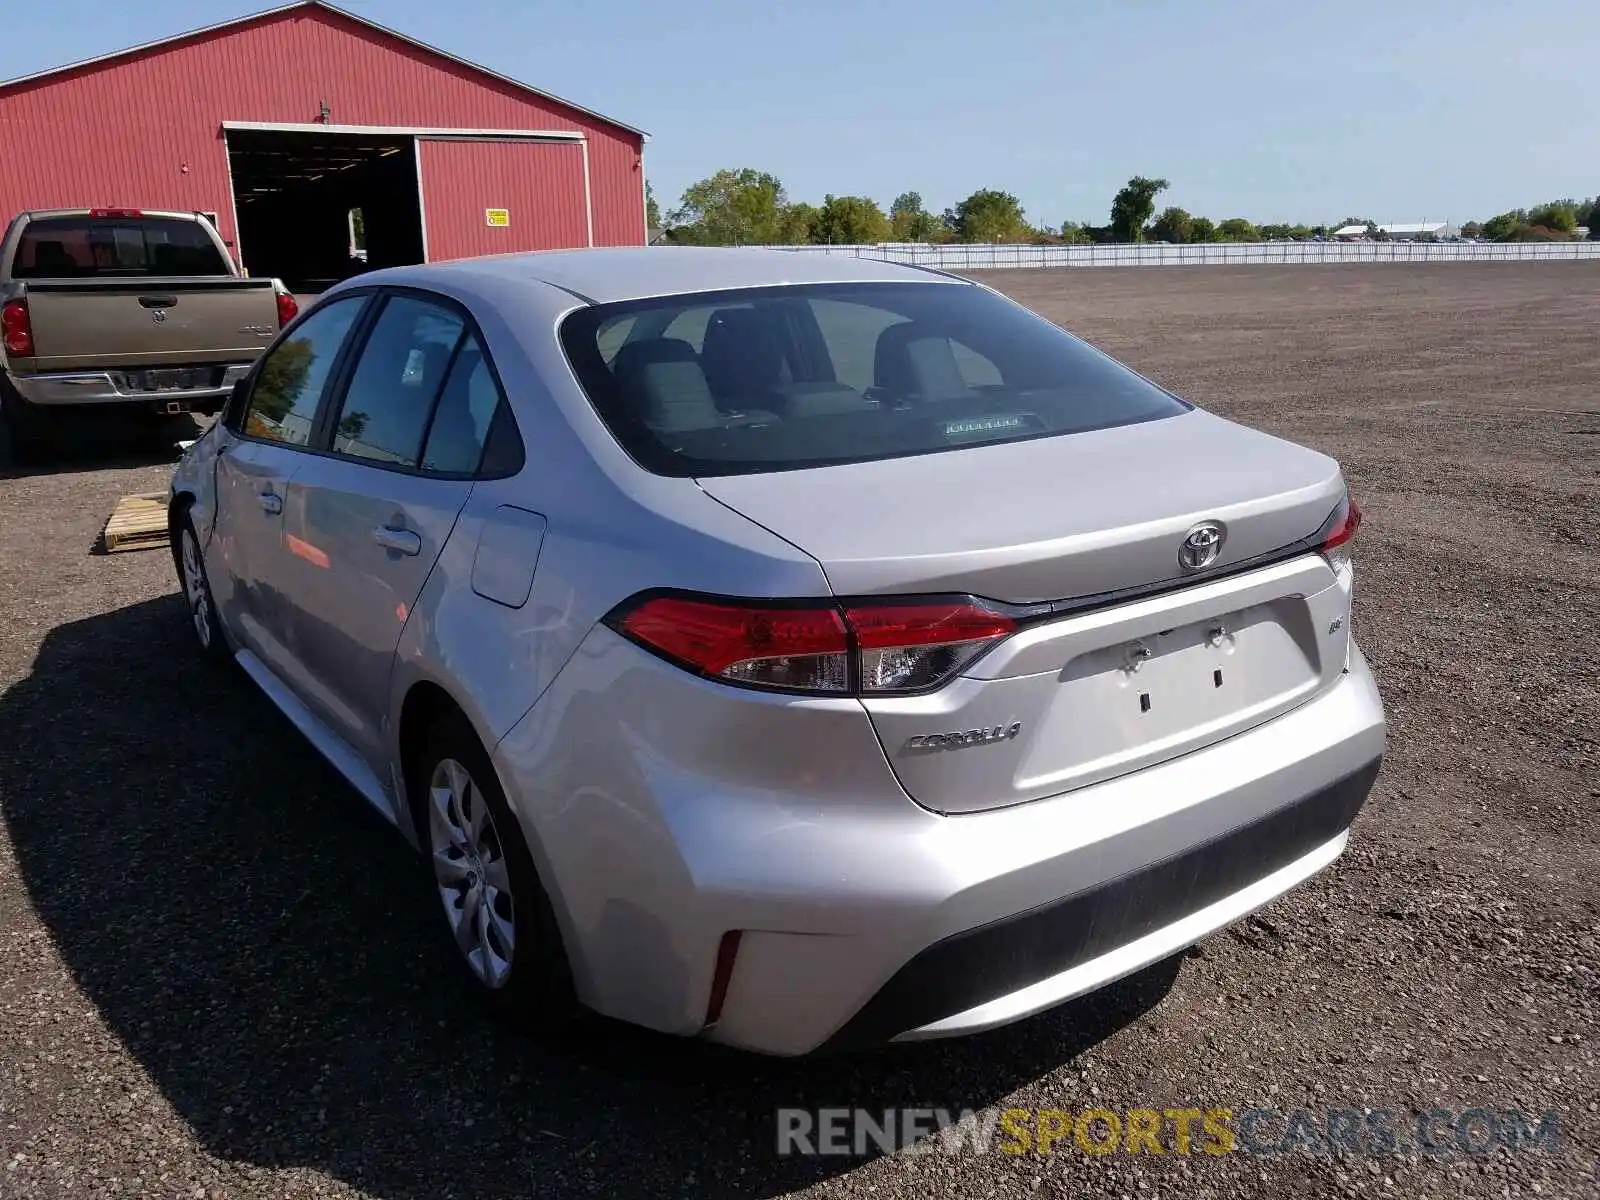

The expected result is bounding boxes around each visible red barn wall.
[417,139,589,260]
[0,6,645,265]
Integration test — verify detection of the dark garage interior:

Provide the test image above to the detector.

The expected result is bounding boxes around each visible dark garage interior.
[226,128,425,292]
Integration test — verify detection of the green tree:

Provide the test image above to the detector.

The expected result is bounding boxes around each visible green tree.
[889,191,944,241]
[1338,216,1378,232]
[890,191,923,222]
[778,202,820,244]
[812,194,891,244]
[1058,221,1093,244]
[1189,216,1217,242]
[666,168,789,245]
[1110,176,1169,242]
[1459,221,1482,238]
[1481,210,1526,241]
[946,189,1028,242]
[1505,222,1568,242]
[645,181,660,232]
[1527,201,1578,235]
[1215,217,1260,242]
[1148,206,1193,244]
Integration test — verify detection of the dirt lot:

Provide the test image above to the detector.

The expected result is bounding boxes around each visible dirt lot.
[1,264,1596,1199]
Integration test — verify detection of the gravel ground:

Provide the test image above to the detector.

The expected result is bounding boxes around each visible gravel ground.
[1,263,1596,1199]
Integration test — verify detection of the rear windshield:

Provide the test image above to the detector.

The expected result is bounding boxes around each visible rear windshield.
[11,216,230,279]
[559,281,1188,477]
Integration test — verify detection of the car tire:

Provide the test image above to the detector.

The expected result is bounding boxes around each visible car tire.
[175,509,229,663]
[415,708,577,1032]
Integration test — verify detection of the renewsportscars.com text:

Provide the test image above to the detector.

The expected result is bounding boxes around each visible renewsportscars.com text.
[776,1106,1563,1159]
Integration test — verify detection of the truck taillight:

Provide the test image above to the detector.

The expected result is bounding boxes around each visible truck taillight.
[2,298,33,356]
[606,593,1018,696]
[88,207,143,218]
[275,291,299,328]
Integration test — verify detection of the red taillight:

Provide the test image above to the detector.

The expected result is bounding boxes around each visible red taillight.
[1321,494,1363,551]
[846,600,1016,692]
[618,595,850,692]
[610,593,1018,695]
[2,298,33,356]
[275,291,299,328]
[88,207,142,218]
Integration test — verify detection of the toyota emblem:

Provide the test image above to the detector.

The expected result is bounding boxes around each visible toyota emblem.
[1178,521,1226,571]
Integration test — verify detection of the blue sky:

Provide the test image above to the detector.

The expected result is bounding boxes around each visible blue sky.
[4,0,1596,228]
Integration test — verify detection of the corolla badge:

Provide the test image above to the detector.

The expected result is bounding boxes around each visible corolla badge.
[905,722,1022,752]
[1178,520,1226,571]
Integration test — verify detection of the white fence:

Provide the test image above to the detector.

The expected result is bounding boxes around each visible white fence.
[767,240,1600,269]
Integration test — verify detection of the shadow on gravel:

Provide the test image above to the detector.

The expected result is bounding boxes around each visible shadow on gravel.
[1,597,1182,1199]
[0,413,200,480]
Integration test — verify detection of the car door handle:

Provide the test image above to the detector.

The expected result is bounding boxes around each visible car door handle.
[373,525,422,556]
[257,488,283,515]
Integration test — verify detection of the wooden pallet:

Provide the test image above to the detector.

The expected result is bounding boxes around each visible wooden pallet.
[101,493,170,554]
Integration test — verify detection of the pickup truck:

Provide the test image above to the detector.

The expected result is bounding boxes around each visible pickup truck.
[0,207,297,461]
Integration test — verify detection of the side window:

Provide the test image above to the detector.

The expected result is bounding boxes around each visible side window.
[243,296,364,445]
[420,332,512,475]
[595,315,638,365]
[951,341,1003,388]
[807,299,904,393]
[330,295,464,467]
[661,306,718,351]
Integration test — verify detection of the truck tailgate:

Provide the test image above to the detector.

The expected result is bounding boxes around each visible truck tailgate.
[21,278,279,370]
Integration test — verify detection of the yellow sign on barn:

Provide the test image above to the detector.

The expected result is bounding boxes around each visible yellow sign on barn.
[485,208,510,228]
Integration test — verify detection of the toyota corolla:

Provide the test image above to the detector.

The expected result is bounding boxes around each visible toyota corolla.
[168,248,1385,1055]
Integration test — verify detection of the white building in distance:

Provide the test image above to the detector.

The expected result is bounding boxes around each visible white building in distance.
[1333,221,1460,240]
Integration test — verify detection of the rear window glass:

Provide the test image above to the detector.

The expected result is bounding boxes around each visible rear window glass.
[559,282,1188,477]
[12,216,230,278]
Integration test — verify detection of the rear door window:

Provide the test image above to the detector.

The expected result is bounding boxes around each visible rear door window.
[559,281,1189,477]
[328,296,465,467]
[242,296,366,447]
[12,215,231,278]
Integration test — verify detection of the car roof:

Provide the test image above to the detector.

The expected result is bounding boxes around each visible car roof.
[386,247,963,305]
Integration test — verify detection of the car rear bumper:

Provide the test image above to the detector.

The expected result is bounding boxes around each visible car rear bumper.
[6,365,249,409]
[493,632,1385,1057]
[820,758,1376,1048]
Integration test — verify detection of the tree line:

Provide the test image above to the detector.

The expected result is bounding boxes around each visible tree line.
[647,172,1600,246]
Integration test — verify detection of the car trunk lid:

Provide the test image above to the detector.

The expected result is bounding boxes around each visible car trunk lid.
[697,408,1355,813]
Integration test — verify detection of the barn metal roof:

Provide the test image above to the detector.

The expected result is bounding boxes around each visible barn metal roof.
[0,0,648,139]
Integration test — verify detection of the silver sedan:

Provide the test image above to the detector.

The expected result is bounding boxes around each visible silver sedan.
[169,248,1385,1055]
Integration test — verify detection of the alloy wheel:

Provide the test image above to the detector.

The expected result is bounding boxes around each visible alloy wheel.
[427,757,516,988]
[180,528,212,650]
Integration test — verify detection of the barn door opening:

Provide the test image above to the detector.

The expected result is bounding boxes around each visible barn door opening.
[226,128,424,292]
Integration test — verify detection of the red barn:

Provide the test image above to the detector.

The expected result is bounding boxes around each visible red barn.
[0,0,648,288]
